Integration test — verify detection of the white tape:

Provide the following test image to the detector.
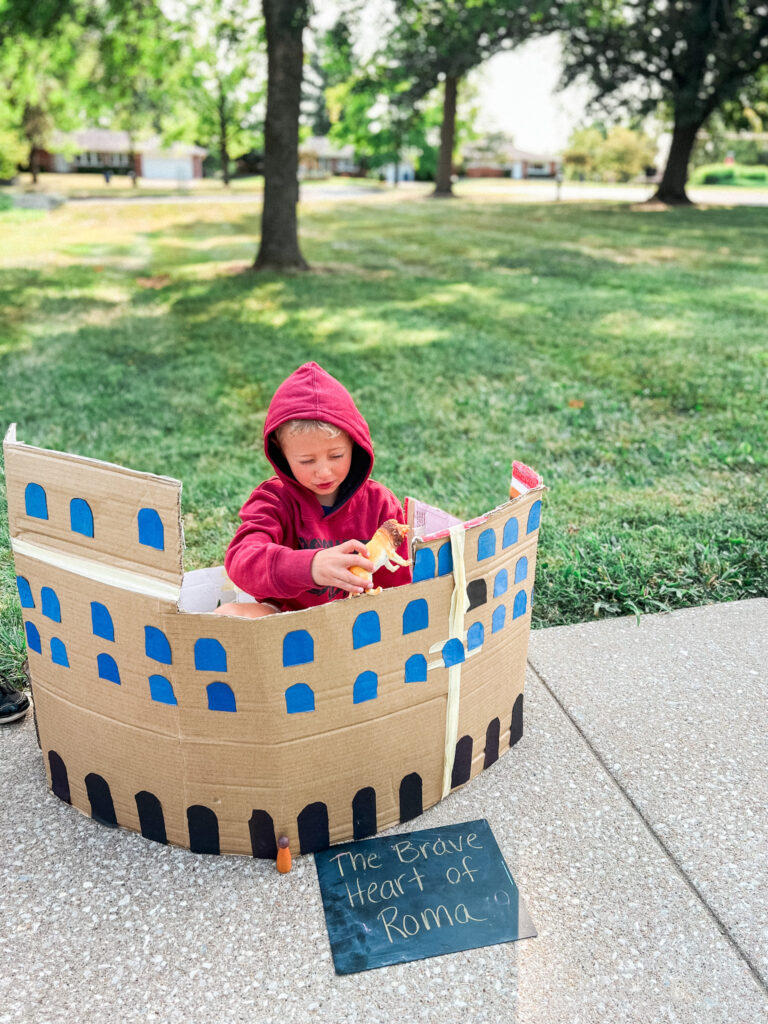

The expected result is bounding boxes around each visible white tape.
[11,537,181,604]
[441,523,470,798]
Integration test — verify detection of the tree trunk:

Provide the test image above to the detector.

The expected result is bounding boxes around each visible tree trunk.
[29,144,39,185]
[254,0,310,271]
[433,75,458,198]
[129,142,139,187]
[218,87,230,187]
[652,116,701,205]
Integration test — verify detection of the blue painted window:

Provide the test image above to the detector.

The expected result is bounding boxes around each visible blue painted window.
[492,605,506,633]
[70,498,94,538]
[527,500,541,534]
[194,638,227,672]
[145,626,171,664]
[41,587,61,622]
[138,508,164,550]
[50,638,69,667]
[91,602,114,642]
[442,638,465,668]
[402,599,428,635]
[493,569,508,597]
[515,556,528,584]
[404,654,427,683]
[149,674,177,705]
[513,590,528,619]
[353,610,380,650]
[412,547,435,582]
[25,621,41,654]
[25,483,48,520]
[16,576,34,609]
[353,671,378,704]
[285,683,315,714]
[502,518,519,548]
[283,629,314,667]
[477,529,496,560]
[437,542,453,576]
[97,653,121,685]
[207,682,236,712]
[467,622,484,650]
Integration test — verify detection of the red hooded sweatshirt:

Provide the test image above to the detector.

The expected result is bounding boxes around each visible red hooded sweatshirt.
[224,363,411,611]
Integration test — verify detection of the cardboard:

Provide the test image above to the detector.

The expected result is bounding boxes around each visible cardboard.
[4,424,544,857]
[315,818,537,973]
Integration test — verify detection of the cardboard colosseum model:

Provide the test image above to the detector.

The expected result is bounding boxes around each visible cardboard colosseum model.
[4,424,544,858]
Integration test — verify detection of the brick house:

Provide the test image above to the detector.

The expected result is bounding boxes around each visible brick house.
[39,129,207,180]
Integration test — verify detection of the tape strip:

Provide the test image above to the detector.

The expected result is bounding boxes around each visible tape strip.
[442,524,470,798]
[11,537,181,604]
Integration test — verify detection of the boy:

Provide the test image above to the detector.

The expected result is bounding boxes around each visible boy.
[217,362,411,617]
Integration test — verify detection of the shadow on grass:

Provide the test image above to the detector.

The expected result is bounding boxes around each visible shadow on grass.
[2,199,767,624]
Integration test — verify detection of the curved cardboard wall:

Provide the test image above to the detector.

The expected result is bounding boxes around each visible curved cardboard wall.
[4,425,543,857]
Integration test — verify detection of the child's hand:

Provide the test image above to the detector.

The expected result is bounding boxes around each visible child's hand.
[311,541,374,594]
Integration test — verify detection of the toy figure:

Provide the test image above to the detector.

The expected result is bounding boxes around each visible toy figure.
[349,520,411,595]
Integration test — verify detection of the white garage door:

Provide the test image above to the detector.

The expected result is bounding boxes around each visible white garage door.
[141,156,193,181]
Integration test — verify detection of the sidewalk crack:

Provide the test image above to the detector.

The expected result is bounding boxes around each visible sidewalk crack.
[527,657,768,996]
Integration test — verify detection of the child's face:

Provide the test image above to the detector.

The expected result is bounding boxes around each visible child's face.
[280,427,353,507]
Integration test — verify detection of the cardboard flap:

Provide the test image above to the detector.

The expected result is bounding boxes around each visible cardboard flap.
[4,426,183,589]
[405,496,463,541]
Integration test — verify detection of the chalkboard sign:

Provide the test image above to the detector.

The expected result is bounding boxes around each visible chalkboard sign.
[314,818,536,974]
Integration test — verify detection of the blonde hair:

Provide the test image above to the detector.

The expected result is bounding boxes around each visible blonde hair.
[275,419,345,445]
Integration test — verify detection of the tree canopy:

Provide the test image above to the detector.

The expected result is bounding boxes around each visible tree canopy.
[384,0,551,195]
[561,0,768,202]
[88,0,186,178]
[0,0,90,179]
[180,0,266,184]
[0,0,77,49]
[304,15,355,137]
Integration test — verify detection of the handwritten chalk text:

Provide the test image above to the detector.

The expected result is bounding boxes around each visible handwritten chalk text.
[378,902,487,943]
[391,832,483,864]
[345,865,426,908]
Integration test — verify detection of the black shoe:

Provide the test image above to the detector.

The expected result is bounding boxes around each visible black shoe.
[0,687,30,724]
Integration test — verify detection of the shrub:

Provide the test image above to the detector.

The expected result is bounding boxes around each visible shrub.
[564,123,656,182]
[692,163,768,186]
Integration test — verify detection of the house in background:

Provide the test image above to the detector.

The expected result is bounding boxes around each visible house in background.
[298,136,359,178]
[463,134,559,179]
[39,129,207,180]
[377,159,416,184]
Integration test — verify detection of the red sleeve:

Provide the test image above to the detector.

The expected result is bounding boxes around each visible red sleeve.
[224,484,317,601]
[372,489,413,591]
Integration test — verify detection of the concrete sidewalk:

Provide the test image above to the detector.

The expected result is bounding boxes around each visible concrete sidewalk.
[1,600,766,1024]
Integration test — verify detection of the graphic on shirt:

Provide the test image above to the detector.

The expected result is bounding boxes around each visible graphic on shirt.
[299,536,350,600]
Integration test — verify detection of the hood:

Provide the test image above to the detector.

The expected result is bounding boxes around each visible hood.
[263,362,373,507]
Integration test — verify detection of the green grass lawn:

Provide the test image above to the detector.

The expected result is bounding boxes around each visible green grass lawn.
[1,194,766,687]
